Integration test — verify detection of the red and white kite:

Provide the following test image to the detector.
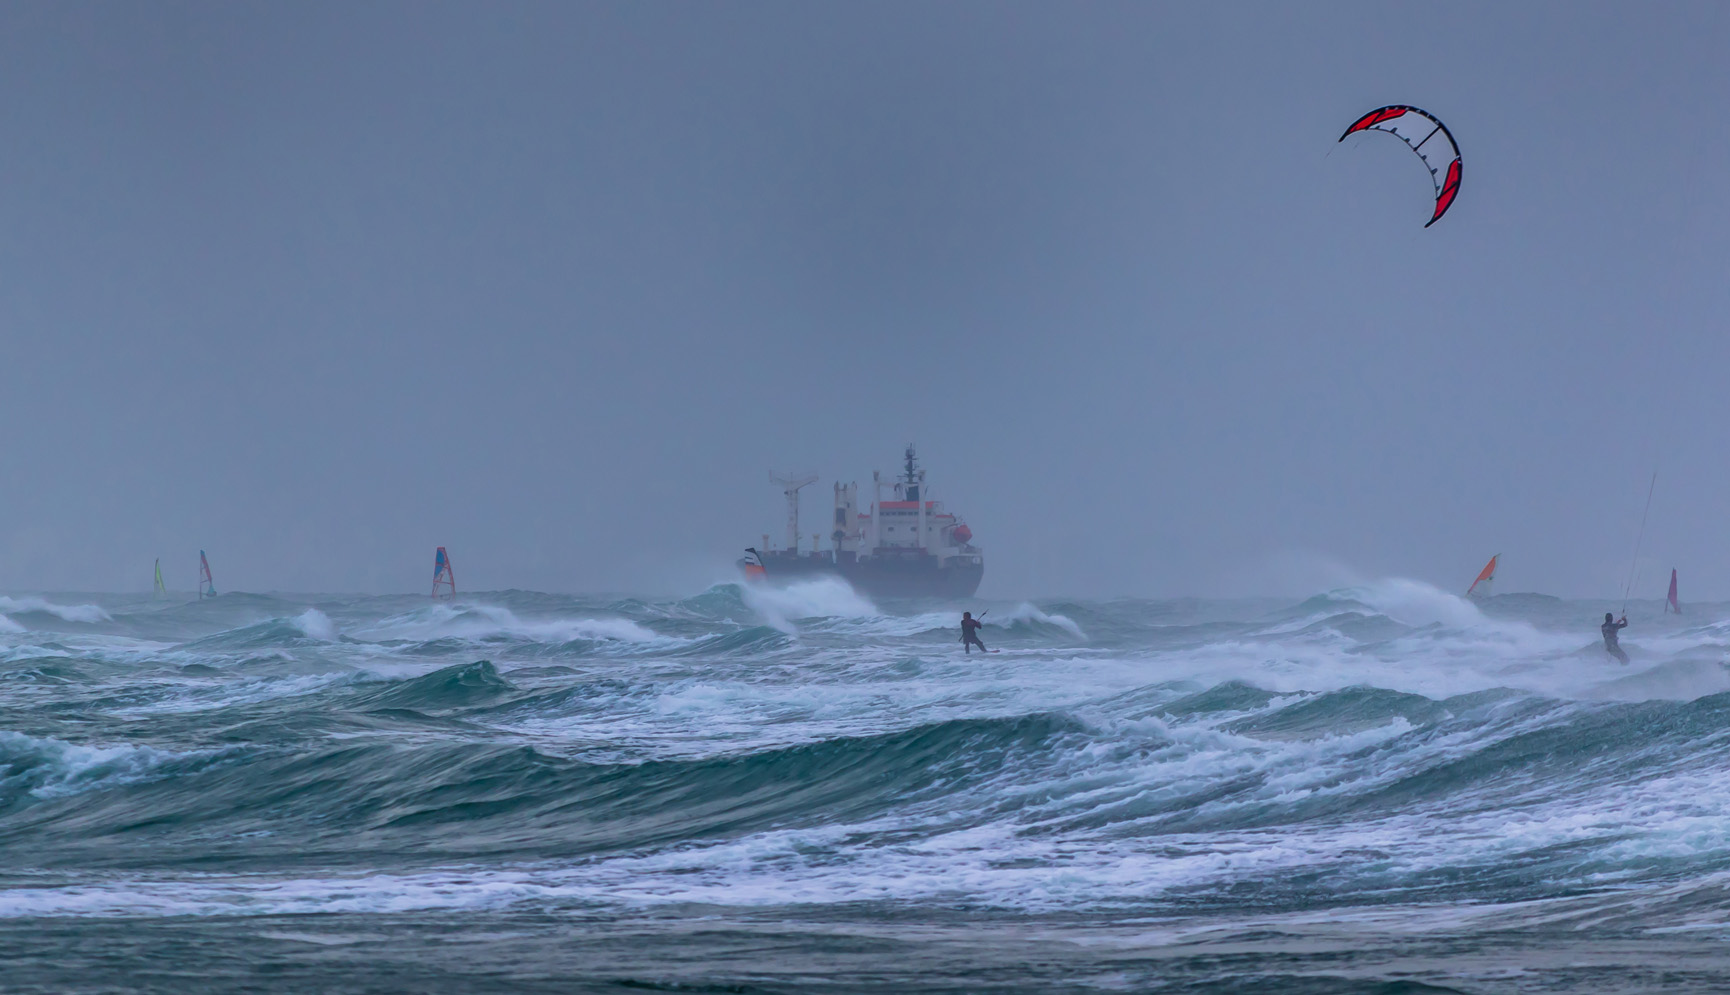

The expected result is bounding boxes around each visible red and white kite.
[1339,105,1462,227]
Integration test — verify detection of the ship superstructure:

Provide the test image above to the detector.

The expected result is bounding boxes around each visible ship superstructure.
[742,445,983,599]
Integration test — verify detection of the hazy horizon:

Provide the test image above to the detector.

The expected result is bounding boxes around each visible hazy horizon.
[3,3,1726,600]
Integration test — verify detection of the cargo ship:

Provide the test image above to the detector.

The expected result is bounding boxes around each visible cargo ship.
[740,446,984,599]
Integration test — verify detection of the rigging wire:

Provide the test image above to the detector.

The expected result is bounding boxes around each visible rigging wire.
[1621,471,1658,615]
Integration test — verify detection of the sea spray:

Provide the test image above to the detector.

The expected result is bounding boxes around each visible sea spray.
[741,575,878,634]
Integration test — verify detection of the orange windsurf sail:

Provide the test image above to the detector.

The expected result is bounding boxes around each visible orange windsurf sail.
[1466,554,1498,598]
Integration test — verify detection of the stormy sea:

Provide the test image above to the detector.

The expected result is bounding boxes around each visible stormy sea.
[5,579,1730,994]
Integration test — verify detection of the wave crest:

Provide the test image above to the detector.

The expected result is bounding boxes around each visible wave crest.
[0,597,111,625]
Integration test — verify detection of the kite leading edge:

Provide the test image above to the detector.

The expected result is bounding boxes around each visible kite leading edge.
[1340,105,1462,227]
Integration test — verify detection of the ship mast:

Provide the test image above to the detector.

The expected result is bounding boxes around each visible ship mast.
[903,444,927,551]
[770,472,818,554]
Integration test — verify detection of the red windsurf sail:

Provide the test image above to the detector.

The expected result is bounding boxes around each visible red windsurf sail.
[432,547,456,600]
[1466,554,1498,598]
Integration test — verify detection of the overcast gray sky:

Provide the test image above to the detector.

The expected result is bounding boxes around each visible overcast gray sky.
[1,2,1726,598]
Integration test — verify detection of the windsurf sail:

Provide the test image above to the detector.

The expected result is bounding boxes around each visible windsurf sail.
[741,547,767,581]
[432,547,456,599]
[1667,568,1681,614]
[154,559,166,598]
[198,551,216,600]
[1466,554,1498,598]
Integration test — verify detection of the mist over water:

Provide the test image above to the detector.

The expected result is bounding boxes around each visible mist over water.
[5,579,1730,991]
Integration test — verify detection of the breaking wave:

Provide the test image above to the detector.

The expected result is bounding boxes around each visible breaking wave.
[4,579,1730,988]
[0,596,112,626]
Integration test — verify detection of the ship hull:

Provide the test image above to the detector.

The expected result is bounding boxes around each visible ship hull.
[751,554,982,600]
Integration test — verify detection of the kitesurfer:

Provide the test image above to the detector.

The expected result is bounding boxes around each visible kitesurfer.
[1602,612,1629,665]
[961,611,988,655]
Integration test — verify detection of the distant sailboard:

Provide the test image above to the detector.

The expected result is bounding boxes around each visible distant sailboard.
[741,548,767,582]
[1667,569,1681,614]
[1466,554,1498,598]
[432,547,456,600]
[198,551,217,600]
[154,559,166,599]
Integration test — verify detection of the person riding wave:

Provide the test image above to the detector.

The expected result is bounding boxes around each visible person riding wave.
[1602,611,1629,665]
[961,611,988,655]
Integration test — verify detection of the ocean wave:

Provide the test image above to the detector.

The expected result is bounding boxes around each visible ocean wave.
[9,583,1730,938]
[662,625,787,657]
[177,618,334,653]
[1000,602,1086,640]
[0,731,192,807]
[742,576,878,633]
[0,596,111,625]
[356,660,515,711]
[292,608,338,641]
[353,603,665,648]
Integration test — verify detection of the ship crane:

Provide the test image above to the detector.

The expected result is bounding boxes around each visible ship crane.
[769,471,818,554]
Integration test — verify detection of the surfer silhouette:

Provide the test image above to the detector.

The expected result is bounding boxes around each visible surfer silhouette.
[1602,612,1629,664]
[961,611,988,655]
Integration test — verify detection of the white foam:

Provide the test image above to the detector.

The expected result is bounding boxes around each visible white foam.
[109,673,353,717]
[743,576,878,634]
[353,603,663,647]
[1340,578,1486,629]
[292,609,338,641]
[1002,602,1086,639]
[0,596,111,624]
[0,731,183,800]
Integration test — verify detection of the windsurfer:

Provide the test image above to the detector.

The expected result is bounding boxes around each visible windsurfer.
[1602,612,1629,664]
[961,611,988,655]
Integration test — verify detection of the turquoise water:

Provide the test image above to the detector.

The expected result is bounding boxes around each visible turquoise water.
[4,579,1730,992]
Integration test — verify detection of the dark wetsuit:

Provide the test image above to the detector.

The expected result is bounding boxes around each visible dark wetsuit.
[961,617,987,654]
[1602,617,1629,664]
